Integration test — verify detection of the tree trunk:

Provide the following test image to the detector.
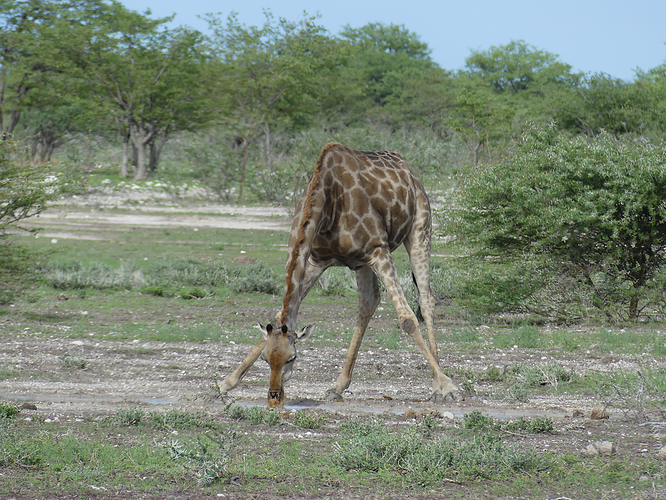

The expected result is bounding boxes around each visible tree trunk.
[472,141,481,166]
[148,134,168,172]
[238,139,248,202]
[263,119,273,170]
[129,121,155,180]
[629,294,639,320]
[120,131,130,178]
[134,141,148,180]
[149,141,157,172]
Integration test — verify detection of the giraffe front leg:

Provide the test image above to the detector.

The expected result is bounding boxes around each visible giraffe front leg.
[326,266,380,400]
[217,339,267,395]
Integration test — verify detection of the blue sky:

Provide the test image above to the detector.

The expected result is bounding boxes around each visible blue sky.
[118,0,666,81]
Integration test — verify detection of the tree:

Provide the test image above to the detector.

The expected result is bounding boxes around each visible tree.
[445,75,513,165]
[205,11,359,200]
[546,74,654,138]
[379,66,454,137]
[60,4,210,179]
[340,22,434,106]
[465,40,578,95]
[450,124,666,320]
[0,0,65,136]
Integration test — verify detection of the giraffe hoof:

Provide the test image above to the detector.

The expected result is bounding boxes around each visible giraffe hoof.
[430,390,463,403]
[325,390,343,401]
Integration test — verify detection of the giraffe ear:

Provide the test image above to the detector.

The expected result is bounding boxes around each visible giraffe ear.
[296,325,315,341]
[258,323,272,340]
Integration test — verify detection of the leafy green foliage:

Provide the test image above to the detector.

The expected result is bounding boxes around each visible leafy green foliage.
[58,355,88,370]
[333,417,550,484]
[0,401,21,419]
[508,362,575,401]
[292,410,326,430]
[229,262,282,295]
[0,138,59,235]
[465,40,580,93]
[450,124,666,319]
[464,411,554,434]
[505,416,554,434]
[168,431,239,486]
[115,407,144,426]
[339,22,433,106]
[147,409,217,431]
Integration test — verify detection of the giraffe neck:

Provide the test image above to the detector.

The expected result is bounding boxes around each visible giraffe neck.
[280,143,340,327]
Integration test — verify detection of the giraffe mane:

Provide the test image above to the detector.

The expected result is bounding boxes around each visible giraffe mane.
[281,142,341,326]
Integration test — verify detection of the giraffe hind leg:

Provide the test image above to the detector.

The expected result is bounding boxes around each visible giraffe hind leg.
[371,249,458,401]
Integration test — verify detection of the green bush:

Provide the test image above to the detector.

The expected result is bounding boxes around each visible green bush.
[316,267,356,296]
[115,407,144,426]
[292,410,326,430]
[45,261,147,290]
[228,262,281,295]
[505,416,555,434]
[447,124,666,320]
[148,259,228,288]
[333,416,550,484]
[148,409,216,431]
[0,402,21,419]
[508,361,575,401]
[58,355,88,370]
[168,431,239,486]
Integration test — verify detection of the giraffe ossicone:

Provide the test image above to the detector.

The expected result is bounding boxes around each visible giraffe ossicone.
[217,143,459,406]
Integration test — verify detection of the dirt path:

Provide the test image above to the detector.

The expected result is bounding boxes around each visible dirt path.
[18,203,293,240]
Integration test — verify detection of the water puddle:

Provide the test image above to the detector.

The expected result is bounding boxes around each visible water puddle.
[141,399,174,405]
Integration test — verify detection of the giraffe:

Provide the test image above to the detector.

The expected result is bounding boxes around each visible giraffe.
[217,143,459,407]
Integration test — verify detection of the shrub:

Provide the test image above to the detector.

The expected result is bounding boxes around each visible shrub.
[0,137,60,238]
[333,416,550,485]
[292,410,326,430]
[447,124,666,320]
[508,361,575,401]
[115,407,144,426]
[45,261,147,290]
[58,355,88,370]
[148,409,216,431]
[506,416,555,434]
[0,401,21,419]
[228,262,281,295]
[168,431,239,486]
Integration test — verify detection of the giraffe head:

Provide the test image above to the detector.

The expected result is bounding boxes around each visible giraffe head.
[259,323,314,407]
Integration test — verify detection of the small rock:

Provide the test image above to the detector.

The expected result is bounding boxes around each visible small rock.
[404,408,418,419]
[582,441,616,457]
[583,444,599,457]
[441,411,455,420]
[590,408,609,420]
[658,446,666,460]
[572,409,585,418]
[56,293,69,301]
[21,403,38,410]
[595,441,616,456]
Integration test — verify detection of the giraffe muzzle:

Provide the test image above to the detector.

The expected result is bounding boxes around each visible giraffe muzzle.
[267,388,285,407]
